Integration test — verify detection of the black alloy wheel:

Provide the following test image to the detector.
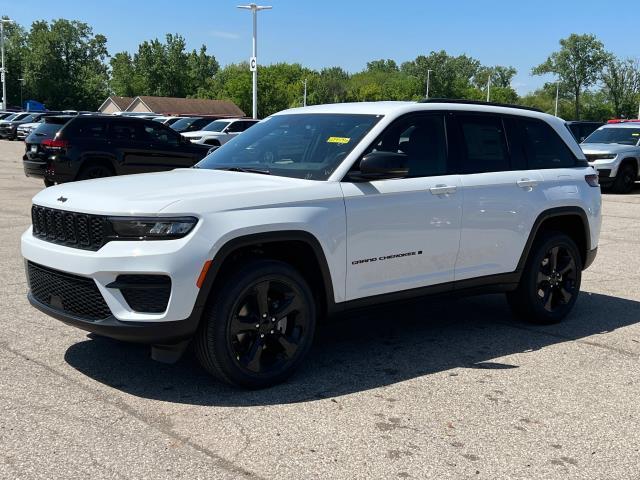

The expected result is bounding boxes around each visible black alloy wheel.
[195,259,316,388]
[507,232,582,324]
[535,245,578,313]
[612,163,637,194]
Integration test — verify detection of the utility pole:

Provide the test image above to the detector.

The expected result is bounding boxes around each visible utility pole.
[18,77,24,108]
[237,4,272,120]
[555,82,560,117]
[0,18,14,111]
[425,69,433,99]
[303,78,307,107]
[486,74,491,102]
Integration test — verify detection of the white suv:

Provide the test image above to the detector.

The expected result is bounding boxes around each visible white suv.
[22,100,602,388]
[181,118,259,147]
[580,122,640,193]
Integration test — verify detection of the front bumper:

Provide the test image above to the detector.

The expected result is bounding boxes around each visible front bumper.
[28,291,200,343]
[21,224,213,331]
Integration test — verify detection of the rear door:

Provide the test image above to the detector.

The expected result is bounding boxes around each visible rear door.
[452,113,545,281]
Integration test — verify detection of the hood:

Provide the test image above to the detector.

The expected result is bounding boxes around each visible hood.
[31,168,332,216]
[581,143,639,155]
[182,130,224,138]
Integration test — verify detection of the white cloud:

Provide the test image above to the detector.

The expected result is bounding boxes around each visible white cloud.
[209,30,241,40]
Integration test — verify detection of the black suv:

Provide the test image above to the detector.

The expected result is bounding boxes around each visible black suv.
[22,115,211,186]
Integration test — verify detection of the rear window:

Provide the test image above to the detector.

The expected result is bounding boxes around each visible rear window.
[522,119,575,169]
[31,122,63,137]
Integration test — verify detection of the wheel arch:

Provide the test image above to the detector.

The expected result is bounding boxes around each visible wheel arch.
[517,207,591,272]
[75,154,118,179]
[193,230,337,322]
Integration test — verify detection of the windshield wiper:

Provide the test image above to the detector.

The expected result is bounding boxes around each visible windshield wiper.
[214,167,271,175]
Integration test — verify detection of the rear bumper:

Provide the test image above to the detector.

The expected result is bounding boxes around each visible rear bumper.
[23,159,47,178]
[28,291,200,344]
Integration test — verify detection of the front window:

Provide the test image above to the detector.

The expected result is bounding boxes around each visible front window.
[583,127,640,146]
[196,113,382,180]
[202,120,230,132]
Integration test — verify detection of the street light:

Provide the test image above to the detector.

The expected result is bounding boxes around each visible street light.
[237,3,272,119]
[555,82,560,117]
[425,69,433,99]
[486,73,491,102]
[1,18,15,111]
[303,78,307,107]
[18,77,24,108]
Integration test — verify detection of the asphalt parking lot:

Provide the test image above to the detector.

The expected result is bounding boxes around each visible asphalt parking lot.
[1,139,639,480]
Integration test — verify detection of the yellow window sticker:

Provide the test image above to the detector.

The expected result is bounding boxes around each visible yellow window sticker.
[632,133,639,136]
[327,136,350,144]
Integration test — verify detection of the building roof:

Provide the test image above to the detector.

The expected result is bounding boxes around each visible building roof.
[128,96,245,117]
[98,96,134,112]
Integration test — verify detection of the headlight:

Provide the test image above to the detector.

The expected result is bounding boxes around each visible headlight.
[108,217,197,240]
[588,154,617,161]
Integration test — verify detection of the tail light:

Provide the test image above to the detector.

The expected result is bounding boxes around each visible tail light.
[41,139,69,151]
[585,173,599,187]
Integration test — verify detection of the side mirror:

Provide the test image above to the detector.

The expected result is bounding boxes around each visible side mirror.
[359,151,408,179]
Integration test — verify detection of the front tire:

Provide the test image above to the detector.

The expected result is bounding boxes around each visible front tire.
[611,162,637,194]
[507,232,582,324]
[195,259,316,389]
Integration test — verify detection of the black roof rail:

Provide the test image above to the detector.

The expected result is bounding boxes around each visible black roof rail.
[418,98,543,113]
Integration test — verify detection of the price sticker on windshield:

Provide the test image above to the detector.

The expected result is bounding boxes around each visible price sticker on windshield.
[327,136,350,144]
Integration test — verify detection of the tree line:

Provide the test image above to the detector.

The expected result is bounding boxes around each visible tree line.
[3,18,640,120]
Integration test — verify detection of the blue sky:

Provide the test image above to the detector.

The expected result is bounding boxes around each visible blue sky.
[3,0,638,94]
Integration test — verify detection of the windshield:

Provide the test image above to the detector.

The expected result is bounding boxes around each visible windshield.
[583,127,640,146]
[170,117,197,131]
[196,113,382,180]
[202,120,230,132]
[3,114,17,122]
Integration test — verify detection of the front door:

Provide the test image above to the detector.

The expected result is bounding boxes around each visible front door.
[341,113,463,300]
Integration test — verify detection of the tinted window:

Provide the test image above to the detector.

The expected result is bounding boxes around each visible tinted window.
[110,122,140,141]
[458,116,509,173]
[142,123,179,145]
[197,113,381,180]
[522,119,575,169]
[67,119,107,139]
[226,121,245,133]
[364,115,448,178]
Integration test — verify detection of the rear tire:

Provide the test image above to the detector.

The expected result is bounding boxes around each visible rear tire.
[611,162,637,194]
[195,259,316,389]
[43,179,55,187]
[507,232,582,325]
[76,162,114,181]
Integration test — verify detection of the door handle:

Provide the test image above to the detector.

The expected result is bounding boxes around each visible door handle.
[430,184,457,195]
[517,179,538,189]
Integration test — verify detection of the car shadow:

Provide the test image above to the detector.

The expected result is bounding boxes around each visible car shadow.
[64,291,640,406]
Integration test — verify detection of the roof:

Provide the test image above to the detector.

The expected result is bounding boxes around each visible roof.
[128,96,245,117]
[277,101,557,122]
[98,96,134,112]
[598,122,640,129]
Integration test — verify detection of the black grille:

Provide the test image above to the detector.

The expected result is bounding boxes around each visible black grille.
[113,275,171,313]
[27,262,112,321]
[31,205,106,251]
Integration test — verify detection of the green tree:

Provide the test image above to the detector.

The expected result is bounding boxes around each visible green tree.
[601,58,640,118]
[401,51,481,98]
[111,34,219,98]
[532,33,610,120]
[1,17,27,108]
[20,19,109,110]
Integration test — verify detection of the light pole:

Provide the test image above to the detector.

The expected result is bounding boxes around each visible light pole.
[18,77,24,108]
[1,18,15,111]
[237,3,272,120]
[303,78,307,107]
[555,82,560,117]
[425,69,433,99]
[486,74,491,102]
